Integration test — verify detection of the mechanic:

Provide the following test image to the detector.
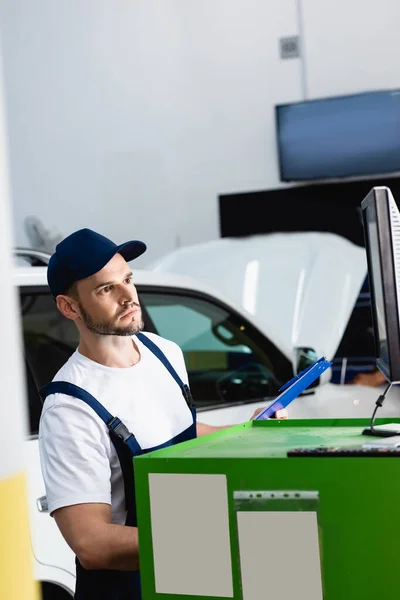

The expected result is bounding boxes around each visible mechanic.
[39,228,286,600]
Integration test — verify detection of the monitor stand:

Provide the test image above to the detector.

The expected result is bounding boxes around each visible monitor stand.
[362,423,400,437]
[361,382,400,437]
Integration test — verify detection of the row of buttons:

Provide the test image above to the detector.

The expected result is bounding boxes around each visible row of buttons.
[287,447,400,457]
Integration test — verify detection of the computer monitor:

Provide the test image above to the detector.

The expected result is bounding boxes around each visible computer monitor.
[361,186,400,384]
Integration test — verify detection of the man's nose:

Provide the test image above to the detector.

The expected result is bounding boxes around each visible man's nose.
[120,285,135,304]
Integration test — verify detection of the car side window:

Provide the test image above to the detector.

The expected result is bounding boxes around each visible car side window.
[20,288,79,435]
[140,291,291,409]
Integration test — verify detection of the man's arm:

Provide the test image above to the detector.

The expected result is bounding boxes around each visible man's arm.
[54,503,139,571]
[196,408,289,437]
[196,422,228,436]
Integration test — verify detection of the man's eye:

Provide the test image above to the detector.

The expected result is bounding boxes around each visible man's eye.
[125,277,133,284]
[103,285,113,293]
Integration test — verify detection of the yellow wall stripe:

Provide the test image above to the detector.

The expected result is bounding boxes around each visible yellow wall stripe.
[0,472,39,599]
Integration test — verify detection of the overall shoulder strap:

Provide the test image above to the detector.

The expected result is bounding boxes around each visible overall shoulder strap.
[39,381,141,454]
[40,381,113,422]
[136,332,193,407]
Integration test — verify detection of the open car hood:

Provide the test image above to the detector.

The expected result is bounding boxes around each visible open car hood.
[150,232,367,362]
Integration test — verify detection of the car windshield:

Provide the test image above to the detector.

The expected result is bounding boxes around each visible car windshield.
[140,291,291,409]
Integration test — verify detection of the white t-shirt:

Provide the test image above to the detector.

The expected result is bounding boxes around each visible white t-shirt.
[39,332,193,524]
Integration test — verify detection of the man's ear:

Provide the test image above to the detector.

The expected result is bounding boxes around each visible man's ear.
[56,295,81,321]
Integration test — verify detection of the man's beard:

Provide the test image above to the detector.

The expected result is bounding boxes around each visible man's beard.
[78,301,144,336]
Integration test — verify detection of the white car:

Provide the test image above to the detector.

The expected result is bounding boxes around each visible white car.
[16,245,400,597]
[150,231,383,382]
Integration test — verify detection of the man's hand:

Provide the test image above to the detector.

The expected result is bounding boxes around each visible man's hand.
[250,407,289,420]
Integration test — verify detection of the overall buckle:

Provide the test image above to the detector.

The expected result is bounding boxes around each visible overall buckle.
[107,417,132,442]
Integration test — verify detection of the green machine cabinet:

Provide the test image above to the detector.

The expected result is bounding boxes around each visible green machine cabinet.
[135,418,400,600]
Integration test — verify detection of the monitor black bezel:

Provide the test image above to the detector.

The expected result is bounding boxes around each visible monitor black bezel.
[361,187,400,383]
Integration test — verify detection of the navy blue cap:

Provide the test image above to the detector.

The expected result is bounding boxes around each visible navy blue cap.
[47,228,146,297]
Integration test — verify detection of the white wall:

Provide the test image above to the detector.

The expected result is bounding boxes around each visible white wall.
[0,0,302,265]
[2,1,399,264]
[300,0,400,99]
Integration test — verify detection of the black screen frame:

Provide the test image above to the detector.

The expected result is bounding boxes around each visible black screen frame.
[361,187,400,383]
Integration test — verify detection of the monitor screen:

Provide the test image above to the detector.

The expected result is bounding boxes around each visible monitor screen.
[276,90,400,182]
[361,187,400,382]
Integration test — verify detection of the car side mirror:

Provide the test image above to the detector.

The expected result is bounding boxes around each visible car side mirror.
[293,347,320,390]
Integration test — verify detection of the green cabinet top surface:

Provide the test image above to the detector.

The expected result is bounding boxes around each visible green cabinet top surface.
[138,417,400,461]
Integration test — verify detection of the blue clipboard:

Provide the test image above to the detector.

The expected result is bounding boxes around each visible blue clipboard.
[254,357,332,420]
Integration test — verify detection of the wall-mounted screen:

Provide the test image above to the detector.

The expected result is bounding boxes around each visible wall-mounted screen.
[276,90,400,182]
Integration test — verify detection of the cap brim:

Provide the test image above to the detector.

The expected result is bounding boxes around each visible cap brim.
[116,240,147,263]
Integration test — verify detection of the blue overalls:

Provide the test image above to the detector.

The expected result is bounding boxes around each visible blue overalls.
[40,333,197,600]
